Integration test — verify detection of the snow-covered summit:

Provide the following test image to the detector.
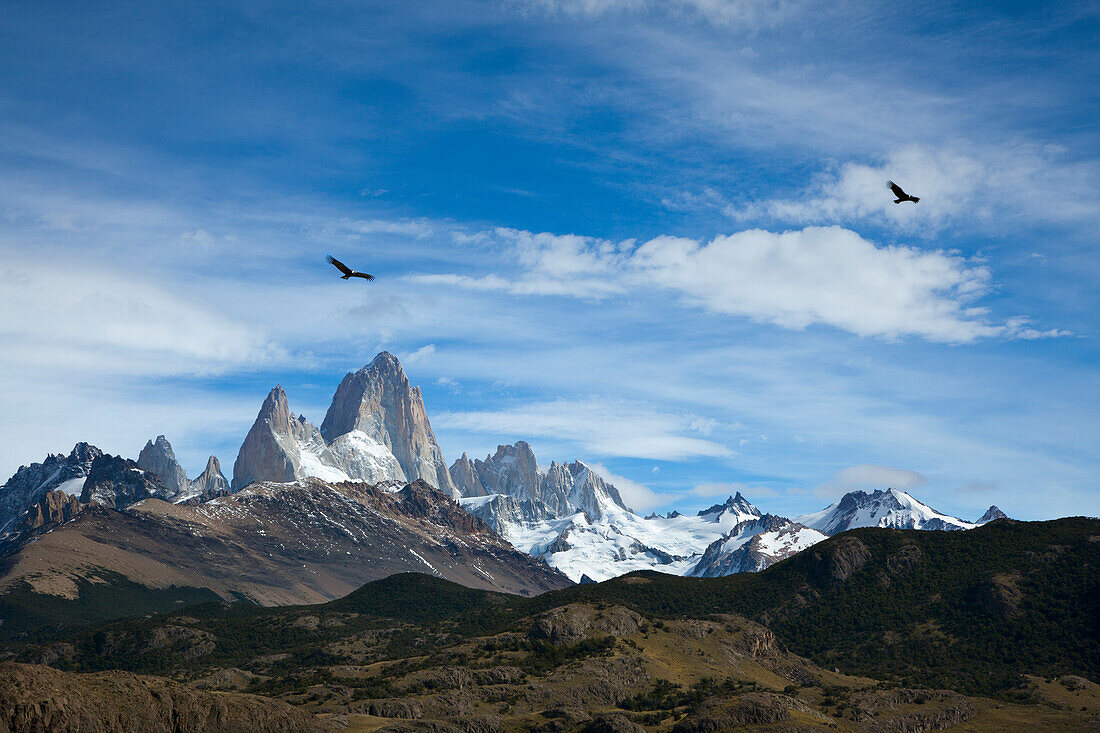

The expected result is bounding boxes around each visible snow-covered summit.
[230,353,458,497]
[690,514,827,577]
[456,441,775,582]
[696,492,761,525]
[795,488,976,535]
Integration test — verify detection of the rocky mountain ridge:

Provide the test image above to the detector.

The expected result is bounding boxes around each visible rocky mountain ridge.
[0,351,1012,591]
[138,435,230,504]
[0,475,569,632]
[0,442,102,539]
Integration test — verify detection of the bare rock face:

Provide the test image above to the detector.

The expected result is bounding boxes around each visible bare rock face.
[232,386,302,492]
[320,352,457,497]
[21,489,83,531]
[189,455,231,502]
[80,454,171,508]
[807,536,871,588]
[0,442,101,537]
[473,441,543,501]
[137,435,190,498]
[528,604,643,646]
[454,442,628,522]
[449,453,487,497]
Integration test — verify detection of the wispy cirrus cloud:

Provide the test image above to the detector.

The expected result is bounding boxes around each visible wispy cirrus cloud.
[513,0,803,28]
[434,398,731,461]
[724,145,1100,234]
[585,461,676,511]
[0,258,278,376]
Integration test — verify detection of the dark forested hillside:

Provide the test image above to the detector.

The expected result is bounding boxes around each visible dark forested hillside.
[2,518,1097,731]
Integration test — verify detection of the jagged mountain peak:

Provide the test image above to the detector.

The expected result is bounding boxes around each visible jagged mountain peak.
[320,353,456,496]
[368,350,403,372]
[186,455,230,503]
[137,434,189,498]
[449,452,487,497]
[80,453,171,509]
[697,492,761,519]
[977,505,1009,524]
[0,442,104,537]
[690,514,827,578]
[257,385,292,432]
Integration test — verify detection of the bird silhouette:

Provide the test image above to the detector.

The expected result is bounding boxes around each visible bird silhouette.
[887,181,920,204]
[327,255,375,281]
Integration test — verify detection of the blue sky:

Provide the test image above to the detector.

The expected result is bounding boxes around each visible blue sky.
[1,0,1097,520]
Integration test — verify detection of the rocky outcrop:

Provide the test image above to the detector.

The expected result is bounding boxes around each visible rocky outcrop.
[20,489,83,531]
[848,688,976,730]
[137,435,190,498]
[528,604,643,646]
[0,662,325,732]
[80,454,170,509]
[0,442,101,537]
[807,536,872,588]
[672,693,802,731]
[189,455,231,502]
[320,352,457,497]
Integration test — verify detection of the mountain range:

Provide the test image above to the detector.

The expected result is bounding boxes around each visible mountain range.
[0,351,1010,625]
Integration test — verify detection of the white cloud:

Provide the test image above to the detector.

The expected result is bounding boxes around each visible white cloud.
[814,463,927,498]
[420,224,1065,343]
[434,399,730,460]
[0,258,276,376]
[337,218,433,238]
[727,147,986,231]
[632,226,1008,342]
[725,144,1100,235]
[413,228,628,298]
[401,344,437,364]
[586,462,675,511]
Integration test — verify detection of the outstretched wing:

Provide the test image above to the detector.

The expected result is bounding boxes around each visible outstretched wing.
[351,272,375,281]
[887,180,906,198]
[326,255,353,276]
